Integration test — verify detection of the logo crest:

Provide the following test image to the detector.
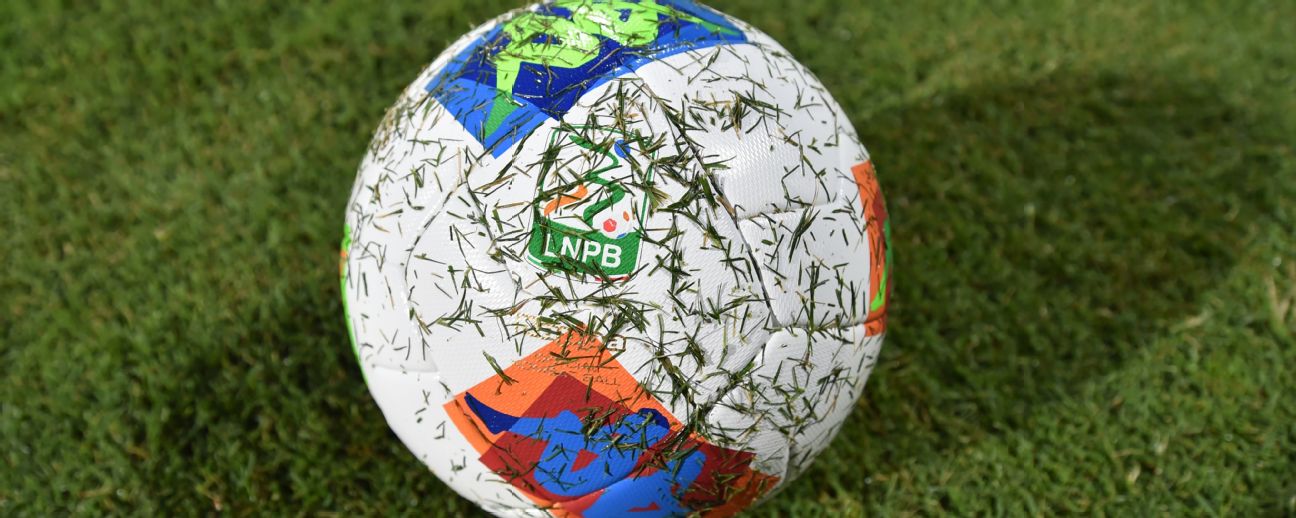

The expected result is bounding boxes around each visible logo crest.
[525,126,651,280]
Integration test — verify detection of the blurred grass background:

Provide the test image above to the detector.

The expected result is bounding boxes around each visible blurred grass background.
[2,0,1293,515]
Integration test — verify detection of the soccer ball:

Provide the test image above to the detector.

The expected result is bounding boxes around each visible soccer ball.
[339,1,890,515]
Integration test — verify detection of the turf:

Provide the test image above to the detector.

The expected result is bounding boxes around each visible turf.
[2,0,1293,515]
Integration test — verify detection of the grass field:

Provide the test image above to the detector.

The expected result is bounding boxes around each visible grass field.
[3,0,1294,515]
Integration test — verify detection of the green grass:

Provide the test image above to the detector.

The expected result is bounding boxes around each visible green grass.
[3,0,1293,515]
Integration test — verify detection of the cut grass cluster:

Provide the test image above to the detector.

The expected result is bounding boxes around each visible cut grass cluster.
[2,0,1293,515]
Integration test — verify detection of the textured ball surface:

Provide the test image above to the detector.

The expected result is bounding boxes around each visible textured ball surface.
[340,1,890,515]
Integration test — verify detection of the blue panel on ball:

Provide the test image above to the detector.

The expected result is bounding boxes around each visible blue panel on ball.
[427,0,746,156]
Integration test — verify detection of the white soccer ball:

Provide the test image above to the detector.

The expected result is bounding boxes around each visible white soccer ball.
[340,1,891,515]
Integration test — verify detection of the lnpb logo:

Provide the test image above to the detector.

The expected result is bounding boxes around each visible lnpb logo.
[428,0,745,156]
[525,127,652,280]
[445,331,778,516]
